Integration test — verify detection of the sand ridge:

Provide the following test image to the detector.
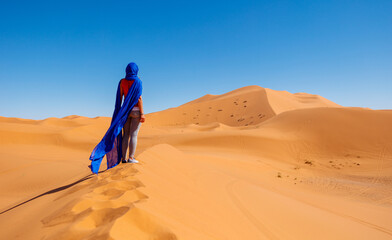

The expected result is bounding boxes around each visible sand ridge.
[145,85,341,127]
[40,165,176,240]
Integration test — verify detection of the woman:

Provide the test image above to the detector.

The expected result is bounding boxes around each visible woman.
[89,62,144,174]
[120,64,146,163]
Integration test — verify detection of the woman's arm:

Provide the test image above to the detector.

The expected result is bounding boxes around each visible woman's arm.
[138,96,145,123]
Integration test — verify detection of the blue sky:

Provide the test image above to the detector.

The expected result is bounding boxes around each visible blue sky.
[0,0,391,119]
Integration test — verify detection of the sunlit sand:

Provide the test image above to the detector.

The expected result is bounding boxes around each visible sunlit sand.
[1,86,391,239]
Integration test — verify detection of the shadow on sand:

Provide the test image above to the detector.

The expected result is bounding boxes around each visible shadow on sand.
[0,168,105,215]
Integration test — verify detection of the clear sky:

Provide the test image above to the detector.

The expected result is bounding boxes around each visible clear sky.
[1,0,391,119]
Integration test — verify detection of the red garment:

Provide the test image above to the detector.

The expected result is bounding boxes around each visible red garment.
[120,78,134,97]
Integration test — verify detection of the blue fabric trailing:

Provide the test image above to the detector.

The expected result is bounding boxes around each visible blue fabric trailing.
[89,62,142,174]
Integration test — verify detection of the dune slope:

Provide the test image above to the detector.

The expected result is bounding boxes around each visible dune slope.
[146,85,341,127]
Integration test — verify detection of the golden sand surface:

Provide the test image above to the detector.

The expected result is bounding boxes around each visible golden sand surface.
[0,86,391,240]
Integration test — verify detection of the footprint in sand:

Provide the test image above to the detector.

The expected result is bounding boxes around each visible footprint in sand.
[304,160,313,166]
[41,165,174,240]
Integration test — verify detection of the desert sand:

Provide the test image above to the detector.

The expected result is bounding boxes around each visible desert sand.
[0,85,391,240]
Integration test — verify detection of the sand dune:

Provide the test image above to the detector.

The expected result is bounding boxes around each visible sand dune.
[264,88,341,114]
[0,86,391,239]
[146,85,341,127]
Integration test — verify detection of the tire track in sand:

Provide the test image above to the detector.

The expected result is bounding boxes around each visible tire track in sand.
[226,180,280,240]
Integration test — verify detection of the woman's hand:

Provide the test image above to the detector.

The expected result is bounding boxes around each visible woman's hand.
[140,114,146,123]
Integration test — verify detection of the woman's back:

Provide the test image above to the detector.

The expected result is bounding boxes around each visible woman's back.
[120,79,139,111]
[120,79,134,97]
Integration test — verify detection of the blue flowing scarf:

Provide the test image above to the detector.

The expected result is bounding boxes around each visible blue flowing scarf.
[89,62,143,174]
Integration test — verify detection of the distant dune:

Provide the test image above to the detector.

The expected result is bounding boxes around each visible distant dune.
[146,85,341,127]
[1,86,391,240]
